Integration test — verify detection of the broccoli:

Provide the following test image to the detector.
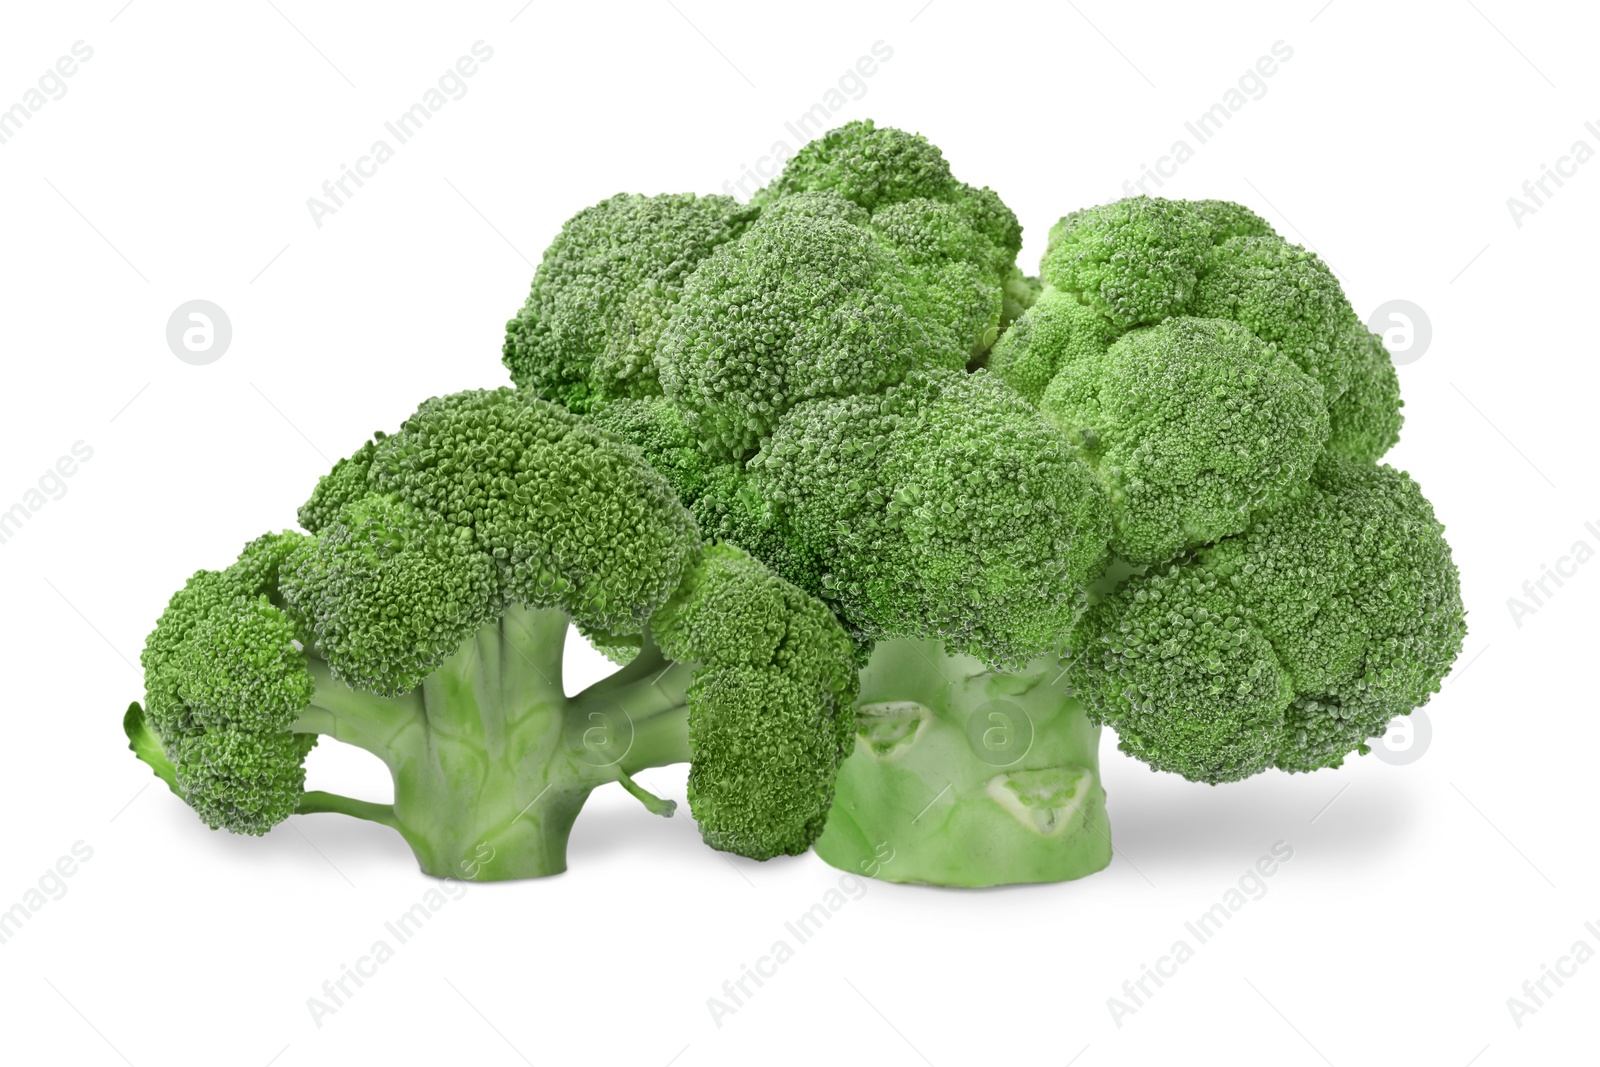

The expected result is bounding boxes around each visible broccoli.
[991,195,1405,561]
[1064,453,1465,783]
[499,127,1465,887]
[502,192,757,411]
[502,121,1020,461]
[1038,315,1330,564]
[994,197,1458,791]
[503,124,1118,885]
[655,190,964,457]
[124,389,857,880]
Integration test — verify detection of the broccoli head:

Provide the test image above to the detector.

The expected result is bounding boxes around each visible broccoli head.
[655,191,962,458]
[495,128,1464,890]
[761,120,1023,360]
[1065,453,1466,783]
[502,192,757,410]
[751,367,1111,668]
[126,388,857,878]
[991,195,1406,559]
[508,126,1120,887]
[1038,316,1330,564]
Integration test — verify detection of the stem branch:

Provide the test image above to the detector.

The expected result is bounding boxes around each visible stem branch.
[297,790,399,828]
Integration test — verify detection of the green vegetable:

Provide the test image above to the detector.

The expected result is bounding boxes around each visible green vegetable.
[817,639,1110,887]
[126,389,856,879]
[486,127,1465,888]
[502,192,757,411]
[1065,454,1465,783]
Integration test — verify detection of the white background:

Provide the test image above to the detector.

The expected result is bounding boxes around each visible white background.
[0,1,1594,1064]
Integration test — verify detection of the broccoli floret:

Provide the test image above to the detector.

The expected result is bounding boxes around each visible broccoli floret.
[871,197,1007,356]
[760,119,1021,254]
[502,192,757,410]
[1066,453,1466,783]
[760,119,1022,359]
[1038,316,1330,563]
[586,394,713,504]
[1043,197,1214,328]
[989,286,1121,403]
[656,190,959,458]
[995,195,1407,562]
[1012,197,1400,437]
[1326,326,1405,462]
[653,544,858,858]
[137,534,318,834]
[753,367,1110,668]
[1040,197,1274,330]
[1190,232,1365,402]
[126,389,856,879]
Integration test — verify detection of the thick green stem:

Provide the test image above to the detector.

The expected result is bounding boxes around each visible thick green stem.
[291,605,694,881]
[813,638,1112,887]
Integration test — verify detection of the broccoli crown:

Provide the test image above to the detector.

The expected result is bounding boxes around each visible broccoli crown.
[294,388,698,650]
[502,192,757,410]
[1009,197,1401,456]
[760,119,1022,258]
[1038,316,1330,564]
[652,543,858,858]
[655,191,961,458]
[1066,453,1465,783]
[139,531,317,834]
[751,368,1111,668]
[991,196,1407,560]
[142,391,701,834]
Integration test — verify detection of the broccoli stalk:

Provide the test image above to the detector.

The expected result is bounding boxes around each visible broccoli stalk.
[300,611,696,880]
[814,640,1111,887]
[131,608,693,880]
[124,390,858,880]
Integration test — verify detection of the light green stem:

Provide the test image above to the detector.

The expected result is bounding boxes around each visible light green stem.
[813,638,1112,887]
[291,606,694,881]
